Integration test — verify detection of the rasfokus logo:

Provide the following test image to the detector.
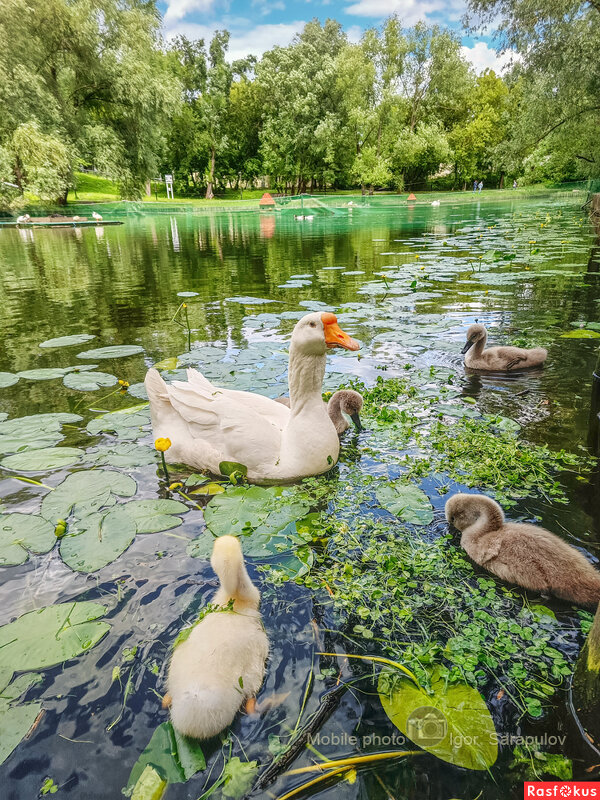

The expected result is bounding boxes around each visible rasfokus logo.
[525,784,599,798]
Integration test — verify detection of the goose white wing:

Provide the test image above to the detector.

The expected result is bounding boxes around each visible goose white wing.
[185,369,290,429]
[166,376,281,467]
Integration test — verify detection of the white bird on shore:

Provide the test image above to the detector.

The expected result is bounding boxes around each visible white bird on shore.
[92,211,103,221]
[72,216,82,222]
[431,200,440,207]
[16,214,31,224]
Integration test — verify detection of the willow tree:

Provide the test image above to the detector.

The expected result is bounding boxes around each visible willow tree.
[0,0,179,202]
[466,0,600,177]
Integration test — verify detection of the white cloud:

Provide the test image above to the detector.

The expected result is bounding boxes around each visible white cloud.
[346,25,363,44]
[251,0,285,16]
[461,42,518,74]
[164,0,217,25]
[164,21,304,61]
[345,0,465,23]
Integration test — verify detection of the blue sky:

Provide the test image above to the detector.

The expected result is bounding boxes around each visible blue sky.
[157,0,513,74]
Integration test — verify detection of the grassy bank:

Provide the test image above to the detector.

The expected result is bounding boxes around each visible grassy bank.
[68,172,265,206]
[66,172,585,208]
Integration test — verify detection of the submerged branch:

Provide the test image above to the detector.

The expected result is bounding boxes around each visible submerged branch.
[253,682,348,792]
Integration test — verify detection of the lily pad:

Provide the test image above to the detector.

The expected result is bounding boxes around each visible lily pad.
[0,513,56,565]
[378,670,498,770]
[39,334,96,348]
[41,469,137,522]
[191,486,309,559]
[1,447,84,472]
[130,765,166,800]
[225,296,276,305]
[60,506,137,572]
[221,757,259,799]
[153,357,179,371]
[0,373,18,389]
[177,292,199,298]
[85,442,157,468]
[63,371,117,391]
[0,601,110,678]
[87,408,151,440]
[127,383,149,400]
[0,413,82,456]
[437,404,481,419]
[0,672,43,705]
[0,702,42,767]
[0,412,82,434]
[204,486,309,543]
[77,345,144,359]
[560,330,600,339]
[376,482,434,525]
[121,499,189,533]
[17,368,69,381]
[126,721,205,790]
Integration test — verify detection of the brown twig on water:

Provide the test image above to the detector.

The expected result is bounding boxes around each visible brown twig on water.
[252,682,349,793]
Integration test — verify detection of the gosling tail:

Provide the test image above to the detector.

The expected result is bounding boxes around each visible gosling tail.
[530,347,548,365]
[557,572,600,608]
[211,535,260,609]
[170,686,241,740]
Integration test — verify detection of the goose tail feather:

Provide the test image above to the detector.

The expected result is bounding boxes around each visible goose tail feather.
[145,368,170,405]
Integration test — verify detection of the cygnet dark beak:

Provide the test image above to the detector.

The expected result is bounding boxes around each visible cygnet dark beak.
[350,412,363,431]
[461,339,475,355]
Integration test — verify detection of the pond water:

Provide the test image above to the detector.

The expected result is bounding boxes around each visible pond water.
[1,195,599,800]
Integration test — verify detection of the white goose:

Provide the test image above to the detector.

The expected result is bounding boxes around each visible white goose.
[145,311,360,483]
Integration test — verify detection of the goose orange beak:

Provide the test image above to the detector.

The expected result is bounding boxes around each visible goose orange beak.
[321,312,360,351]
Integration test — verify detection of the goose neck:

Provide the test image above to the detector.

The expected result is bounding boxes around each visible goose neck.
[288,344,326,413]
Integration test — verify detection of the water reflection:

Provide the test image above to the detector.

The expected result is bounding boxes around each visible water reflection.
[1,196,599,798]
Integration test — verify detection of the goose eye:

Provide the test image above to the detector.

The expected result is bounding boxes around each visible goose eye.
[309,322,316,328]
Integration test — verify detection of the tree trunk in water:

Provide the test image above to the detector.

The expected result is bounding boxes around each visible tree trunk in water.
[205,148,216,199]
[361,183,366,196]
[572,602,600,745]
[499,172,504,189]
[57,185,69,206]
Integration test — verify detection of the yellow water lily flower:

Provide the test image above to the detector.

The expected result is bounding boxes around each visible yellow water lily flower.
[118,379,130,388]
[155,437,172,452]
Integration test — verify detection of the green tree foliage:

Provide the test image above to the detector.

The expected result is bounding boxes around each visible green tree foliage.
[350,146,392,193]
[256,19,348,192]
[361,17,474,189]
[450,70,514,187]
[221,77,263,189]
[0,0,179,203]
[466,0,600,178]
[200,32,234,199]
[6,3,593,203]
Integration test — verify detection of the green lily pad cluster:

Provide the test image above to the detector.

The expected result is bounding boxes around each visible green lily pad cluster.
[0,601,110,766]
[0,412,82,455]
[0,470,189,572]
[189,484,314,579]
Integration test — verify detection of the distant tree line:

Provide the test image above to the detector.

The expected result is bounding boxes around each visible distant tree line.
[0,0,598,205]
